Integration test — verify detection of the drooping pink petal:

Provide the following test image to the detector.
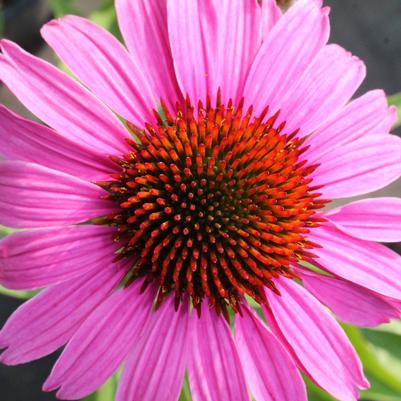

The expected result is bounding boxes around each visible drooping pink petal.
[0,225,117,290]
[0,161,114,228]
[304,90,397,164]
[310,135,401,199]
[277,44,366,137]
[42,16,156,126]
[44,281,154,400]
[167,0,262,105]
[235,305,307,401]
[388,298,401,311]
[260,0,281,38]
[298,267,401,327]
[308,223,401,299]
[188,303,249,401]
[325,197,401,242]
[0,106,116,181]
[244,0,329,117]
[263,278,369,401]
[116,298,189,401]
[115,0,182,111]
[0,266,124,365]
[0,40,130,155]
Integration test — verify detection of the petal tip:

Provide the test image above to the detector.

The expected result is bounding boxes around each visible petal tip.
[42,378,59,393]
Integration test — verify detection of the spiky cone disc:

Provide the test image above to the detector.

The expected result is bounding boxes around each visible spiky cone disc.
[98,94,327,316]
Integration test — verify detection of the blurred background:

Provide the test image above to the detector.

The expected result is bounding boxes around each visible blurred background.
[1,0,401,400]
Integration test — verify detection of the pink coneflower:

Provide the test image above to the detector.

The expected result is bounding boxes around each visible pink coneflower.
[1,0,401,400]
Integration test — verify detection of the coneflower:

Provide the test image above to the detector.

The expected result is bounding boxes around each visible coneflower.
[0,1,400,400]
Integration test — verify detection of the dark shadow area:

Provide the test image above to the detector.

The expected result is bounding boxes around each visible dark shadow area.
[1,0,52,52]
[326,0,401,96]
[0,295,60,400]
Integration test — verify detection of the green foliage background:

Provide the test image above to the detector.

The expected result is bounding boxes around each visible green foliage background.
[2,0,401,400]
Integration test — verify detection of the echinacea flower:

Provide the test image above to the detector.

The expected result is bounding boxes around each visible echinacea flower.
[1,0,401,400]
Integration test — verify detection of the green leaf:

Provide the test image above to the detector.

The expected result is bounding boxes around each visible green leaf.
[48,0,81,18]
[179,375,192,401]
[0,287,38,300]
[363,376,401,401]
[388,92,401,128]
[0,9,4,37]
[88,0,121,40]
[343,324,401,396]
[81,374,118,401]
[0,225,16,236]
[373,319,401,336]
[362,328,401,387]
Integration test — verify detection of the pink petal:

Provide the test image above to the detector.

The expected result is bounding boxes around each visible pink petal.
[0,161,114,228]
[388,298,401,310]
[116,298,189,401]
[325,197,401,242]
[278,44,366,137]
[235,304,307,401]
[188,303,249,401]
[167,0,262,105]
[0,266,123,365]
[0,40,130,155]
[264,278,369,401]
[260,0,281,38]
[304,90,397,164]
[115,0,182,111]
[44,281,154,399]
[0,225,117,290]
[0,106,116,181]
[298,267,401,327]
[311,134,401,199]
[42,16,156,127]
[244,0,329,117]
[308,223,401,299]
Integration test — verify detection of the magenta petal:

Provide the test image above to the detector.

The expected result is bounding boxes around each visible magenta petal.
[264,278,369,401]
[278,44,366,137]
[308,223,401,299]
[0,40,130,155]
[298,267,401,327]
[115,0,182,111]
[42,16,157,127]
[188,303,250,401]
[0,106,116,181]
[235,305,307,401]
[304,90,397,164]
[311,135,401,199]
[326,197,401,242]
[0,161,114,228]
[244,0,329,116]
[44,281,154,399]
[167,0,262,105]
[116,298,189,401]
[260,0,281,38]
[0,225,117,290]
[0,266,123,365]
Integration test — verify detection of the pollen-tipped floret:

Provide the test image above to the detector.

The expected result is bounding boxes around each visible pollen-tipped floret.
[99,94,327,316]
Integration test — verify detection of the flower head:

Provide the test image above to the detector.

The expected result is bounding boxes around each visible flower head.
[0,0,401,400]
[100,97,326,315]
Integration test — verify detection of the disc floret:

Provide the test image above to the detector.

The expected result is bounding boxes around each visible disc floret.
[99,95,327,316]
